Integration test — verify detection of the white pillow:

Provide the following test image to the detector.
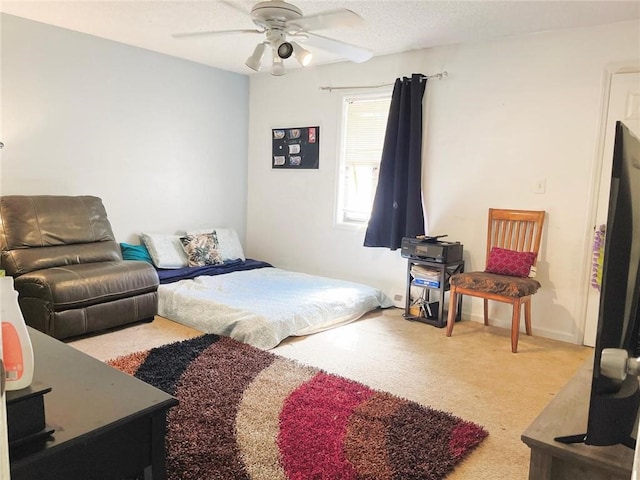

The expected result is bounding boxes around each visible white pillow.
[139,233,189,269]
[186,227,245,262]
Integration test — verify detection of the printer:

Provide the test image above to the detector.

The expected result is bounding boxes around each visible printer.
[400,237,463,263]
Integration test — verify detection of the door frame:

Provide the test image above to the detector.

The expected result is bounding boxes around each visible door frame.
[577,62,640,345]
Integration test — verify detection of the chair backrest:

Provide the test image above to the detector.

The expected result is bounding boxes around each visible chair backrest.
[485,209,546,267]
[0,195,121,277]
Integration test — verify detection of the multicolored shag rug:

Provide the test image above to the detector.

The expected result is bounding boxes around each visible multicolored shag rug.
[108,334,488,480]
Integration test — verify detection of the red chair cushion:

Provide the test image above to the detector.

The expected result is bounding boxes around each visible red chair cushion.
[485,247,536,277]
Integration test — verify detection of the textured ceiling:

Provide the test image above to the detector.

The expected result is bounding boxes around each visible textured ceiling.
[1,1,639,75]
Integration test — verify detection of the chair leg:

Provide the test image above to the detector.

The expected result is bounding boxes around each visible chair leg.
[483,299,489,326]
[446,286,458,337]
[524,297,532,336]
[511,299,522,353]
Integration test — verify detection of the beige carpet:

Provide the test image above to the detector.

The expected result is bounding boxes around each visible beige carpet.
[68,308,591,479]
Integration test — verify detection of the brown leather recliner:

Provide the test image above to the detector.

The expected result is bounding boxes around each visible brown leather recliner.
[0,195,159,339]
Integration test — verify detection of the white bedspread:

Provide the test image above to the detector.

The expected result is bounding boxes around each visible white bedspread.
[158,267,394,349]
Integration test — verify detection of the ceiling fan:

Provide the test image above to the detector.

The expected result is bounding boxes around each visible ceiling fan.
[173,0,373,76]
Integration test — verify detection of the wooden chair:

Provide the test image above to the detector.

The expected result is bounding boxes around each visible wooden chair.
[446,209,546,353]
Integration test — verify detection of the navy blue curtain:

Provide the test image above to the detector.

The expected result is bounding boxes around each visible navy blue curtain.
[364,73,427,250]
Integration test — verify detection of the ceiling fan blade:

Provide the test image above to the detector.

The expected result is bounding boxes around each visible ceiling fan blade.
[172,29,262,39]
[219,0,251,16]
[174,1,258,40]
[288,9,364,32]
[305,32,373,63]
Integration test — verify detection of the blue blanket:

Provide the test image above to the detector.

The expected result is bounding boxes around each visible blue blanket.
[157,258,272,284]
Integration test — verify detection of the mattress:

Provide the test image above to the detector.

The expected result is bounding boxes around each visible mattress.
[157,266,394,349]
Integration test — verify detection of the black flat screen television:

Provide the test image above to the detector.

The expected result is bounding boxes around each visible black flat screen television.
[556,120,640,449]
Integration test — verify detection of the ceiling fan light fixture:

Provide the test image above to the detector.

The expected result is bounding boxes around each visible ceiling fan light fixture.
[174,1,371,72]
[272,52,286,76]
[245,42,267,71]
[291,41,312,67]
[276,41,294,59]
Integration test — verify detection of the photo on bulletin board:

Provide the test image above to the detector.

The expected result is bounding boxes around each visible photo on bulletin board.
[272,126,319,169]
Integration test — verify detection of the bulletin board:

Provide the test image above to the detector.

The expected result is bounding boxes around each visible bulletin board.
[272,126,319,169]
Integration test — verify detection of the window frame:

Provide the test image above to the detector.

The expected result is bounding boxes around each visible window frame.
[334,90,392,229]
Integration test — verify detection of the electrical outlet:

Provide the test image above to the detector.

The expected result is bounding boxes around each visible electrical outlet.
[392,293,405,308]
[533,178,546,194]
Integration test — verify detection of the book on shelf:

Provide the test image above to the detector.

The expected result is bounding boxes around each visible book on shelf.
[412,278,440,288]
[410,264,441,287]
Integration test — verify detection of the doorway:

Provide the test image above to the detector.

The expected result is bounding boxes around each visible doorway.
[583,68,640,346]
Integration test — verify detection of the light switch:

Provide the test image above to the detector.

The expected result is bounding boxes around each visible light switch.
[533,178,546,194]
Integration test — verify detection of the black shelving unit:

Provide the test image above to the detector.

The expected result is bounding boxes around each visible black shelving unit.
[403,258,464,328]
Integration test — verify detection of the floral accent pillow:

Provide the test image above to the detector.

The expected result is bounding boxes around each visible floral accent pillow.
[179,232,223,267]
[485,247,537,278]
[186,227,245,261]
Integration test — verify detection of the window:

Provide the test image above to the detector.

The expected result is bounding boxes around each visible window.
[336,93,391,225]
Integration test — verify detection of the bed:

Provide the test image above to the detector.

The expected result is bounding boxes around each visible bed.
[155,259,394,349]
[132,230,393,349]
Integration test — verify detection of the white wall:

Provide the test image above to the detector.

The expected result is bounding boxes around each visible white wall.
[247,20,640,345]
[0,14,249,243]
